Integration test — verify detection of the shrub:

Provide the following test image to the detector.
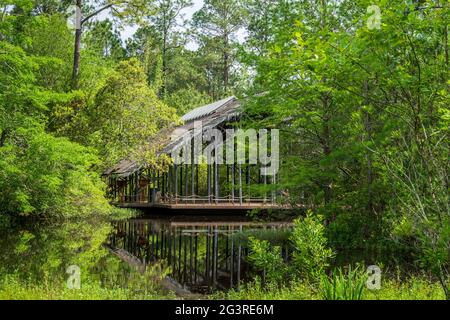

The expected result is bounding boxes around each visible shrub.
[290,212,335,280]
[248,237,287,284]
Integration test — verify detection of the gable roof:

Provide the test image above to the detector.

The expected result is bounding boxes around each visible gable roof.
[181,96,236,122]
[104,96,241,177]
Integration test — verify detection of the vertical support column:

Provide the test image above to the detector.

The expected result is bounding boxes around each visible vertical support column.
[271,168,276,204]
[231,164,235,203]
[263,167,267,203]
[214,152,219,205]
[151,170,156,205]
[246,165,250,203]
[195,163,199,198]
[161,171,165,202]
[184,163,188,204]
[147,170,151,204]
[191,165,195,204]
[174,164,178,204]
[207,160,211,204]
[180,165,183,199]
[136,171,139,202]
[191,138,195,204]
[167,167,171,203]
[226,165,230,202]
[238,163,243,205]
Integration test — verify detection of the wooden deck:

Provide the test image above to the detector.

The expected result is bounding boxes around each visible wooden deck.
[115,201,281,211]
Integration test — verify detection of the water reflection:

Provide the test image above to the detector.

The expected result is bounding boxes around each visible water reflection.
[108,216,292,293]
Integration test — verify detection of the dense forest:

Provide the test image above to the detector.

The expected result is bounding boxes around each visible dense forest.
[0,0,449,300]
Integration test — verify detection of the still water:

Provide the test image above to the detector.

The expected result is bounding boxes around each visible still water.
[108,216,292,293]
[0,213,415,296]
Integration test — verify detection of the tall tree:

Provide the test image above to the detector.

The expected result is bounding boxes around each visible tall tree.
[71,0,150,89]
[87,58,178,167]
[149,0,192,98]
[192,0,246,98]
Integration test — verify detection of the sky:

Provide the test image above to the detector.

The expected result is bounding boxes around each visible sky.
[97,0,245,51]
[97,0,205,50]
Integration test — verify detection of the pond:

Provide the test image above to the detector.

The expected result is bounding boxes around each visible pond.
[108,215,292,293]
[0,212,417,296]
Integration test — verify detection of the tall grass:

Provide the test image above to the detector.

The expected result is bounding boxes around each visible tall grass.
[319,265,367,300]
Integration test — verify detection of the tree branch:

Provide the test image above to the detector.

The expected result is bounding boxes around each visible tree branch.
[81,4,114,26]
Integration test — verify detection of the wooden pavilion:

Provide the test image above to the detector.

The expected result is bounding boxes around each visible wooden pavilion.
[103,96,279,210]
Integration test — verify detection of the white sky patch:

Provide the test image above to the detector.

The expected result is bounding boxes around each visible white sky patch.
[90,0,245,51]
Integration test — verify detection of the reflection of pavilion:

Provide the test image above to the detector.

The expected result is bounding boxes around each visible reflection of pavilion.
[110,218,292,292]
[103,96,281,210]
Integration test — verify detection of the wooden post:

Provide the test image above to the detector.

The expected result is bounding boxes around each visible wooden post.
[246,165,250,203]
[271,169,276,204]
[191,141,195,203]
[207,162,211,204]
[174,164,178,203]
[180,165,183,198]
[184,163,188,204]
[151,170,156,205]
[231,164,235,203]
[135,171,139,202]
[263,167,267,203]
[195,164,199,198]
[226,165,230,202]
[214,154,219,205]
[148,170,151,204]
[238,163,243,205]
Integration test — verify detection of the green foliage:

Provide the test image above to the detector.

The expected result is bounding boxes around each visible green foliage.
[0,271,174,300]
[165,86,212,116]
[248,237,286,283]
[365,278,446,300]
[215,278,318,300]
[0,218,175,300]
[290,213,335,280]
[87,58,178,168]
[192,0,247,98]
[0,127,111,217]
[319,265,366,300]
[216,276,445,300]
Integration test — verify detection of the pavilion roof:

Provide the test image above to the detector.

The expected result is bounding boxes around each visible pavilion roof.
[104,96,241,177]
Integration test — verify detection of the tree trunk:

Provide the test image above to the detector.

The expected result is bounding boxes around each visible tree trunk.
[72,28,82,89]
[71,1,113,89]
[71,0,82,89]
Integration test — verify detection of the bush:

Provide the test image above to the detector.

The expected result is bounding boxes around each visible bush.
[248,237,287,284]
[290,212,335,280]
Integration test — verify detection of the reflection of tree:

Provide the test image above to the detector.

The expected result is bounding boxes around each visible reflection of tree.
[0,218,112,285]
